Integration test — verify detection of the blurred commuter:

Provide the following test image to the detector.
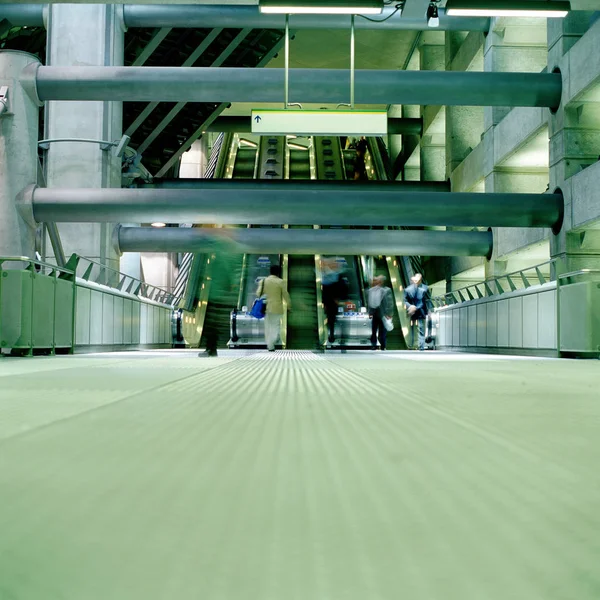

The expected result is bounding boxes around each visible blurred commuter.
[367,275,393,351]
[404,273,429,351]
[259,264,291,352]
[353,138,369,181]
[198,238,242,357]
[321,258,349,345]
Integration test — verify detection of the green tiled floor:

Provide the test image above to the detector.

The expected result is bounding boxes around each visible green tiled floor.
[0,350,599,599]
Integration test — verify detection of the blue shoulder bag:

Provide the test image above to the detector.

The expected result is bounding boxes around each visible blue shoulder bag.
[249,279,267,320]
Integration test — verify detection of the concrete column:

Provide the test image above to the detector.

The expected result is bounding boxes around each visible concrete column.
[44,4,125,272]
[0,51,40,263]
[445,31,484,178]
[483,19,549,276]
[548,13,600,185]
[419,31,445,182]
[548,12,600,273]
[387,104,403,180]
[483,18,547,133]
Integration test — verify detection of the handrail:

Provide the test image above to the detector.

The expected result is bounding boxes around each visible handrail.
[558,269,600,280]
[432,257,559,308]
[67,254,179,307]
[0,255,75,276]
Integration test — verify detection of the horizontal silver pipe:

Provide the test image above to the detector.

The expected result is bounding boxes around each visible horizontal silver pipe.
[34,67,562,109]
[117,226,493,258]
[123,5,489,31]
[137,179,450,192]
[0,5,489,31]
[0,4,44,27]
[31,184,563,229]
[206,115,424,135]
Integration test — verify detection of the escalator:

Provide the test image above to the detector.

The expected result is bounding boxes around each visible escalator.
[229,136,287,348]
[191,132,410,351]
[373,257,407,350]
[286,255,320,350]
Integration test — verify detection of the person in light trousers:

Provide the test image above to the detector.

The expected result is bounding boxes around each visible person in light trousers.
[258,264,291,352]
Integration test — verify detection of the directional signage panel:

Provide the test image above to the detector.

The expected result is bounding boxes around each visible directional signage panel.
[251,109,387,136]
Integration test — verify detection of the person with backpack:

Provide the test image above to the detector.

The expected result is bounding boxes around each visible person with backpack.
[367,275,393,351]
[258,264,291,352]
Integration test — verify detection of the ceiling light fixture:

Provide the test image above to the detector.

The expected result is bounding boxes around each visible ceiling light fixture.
[427,1,440,27]
[445,0,570,18]
[151,222,166,228]
[259,0,383,15]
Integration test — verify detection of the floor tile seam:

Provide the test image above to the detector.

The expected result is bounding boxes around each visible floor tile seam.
[323,357,577,472]
[0,358,130,379]
[393,377,596,474]
[0,356,252,448]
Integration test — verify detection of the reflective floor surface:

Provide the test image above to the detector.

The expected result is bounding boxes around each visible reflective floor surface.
[1,350,599,599]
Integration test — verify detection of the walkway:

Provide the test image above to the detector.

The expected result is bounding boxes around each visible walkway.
[1,350,599,599]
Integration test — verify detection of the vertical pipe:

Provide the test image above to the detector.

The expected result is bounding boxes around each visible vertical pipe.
[284,14,289,109]
[46,221,66,266]
[0,51,40,265]
[350,14,355,110]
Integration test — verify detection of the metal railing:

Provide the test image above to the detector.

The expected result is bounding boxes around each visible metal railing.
[0,256,77,355]
[431,258,558,308]
[65,254,179,306]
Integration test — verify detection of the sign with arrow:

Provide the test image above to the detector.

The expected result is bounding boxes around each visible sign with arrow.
[250,109,387,136]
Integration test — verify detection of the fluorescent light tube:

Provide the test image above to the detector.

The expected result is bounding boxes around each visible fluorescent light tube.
[260,1,383,14]
[445,0,570,17]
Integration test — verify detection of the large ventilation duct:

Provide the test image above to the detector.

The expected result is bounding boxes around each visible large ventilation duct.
[0,4,489,31]
[33,67,563,109]
[31,184,563,230]
[116,226,493,258]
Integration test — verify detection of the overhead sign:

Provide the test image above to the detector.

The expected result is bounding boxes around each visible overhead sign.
[251,109,387,136]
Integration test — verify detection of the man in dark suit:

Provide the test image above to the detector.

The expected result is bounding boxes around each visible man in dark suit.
[404,273,429,351]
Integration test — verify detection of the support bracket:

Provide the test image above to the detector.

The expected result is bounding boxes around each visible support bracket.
[0,86,10,117]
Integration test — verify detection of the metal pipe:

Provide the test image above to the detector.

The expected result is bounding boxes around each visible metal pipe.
[45,221,66,267]
[0,4,490,31]
[284,14,289,109]
[123,5,489,31]
[35,67,562,109]
[205,116,423,135]
[31,184,563,230]
[117,226,493,258]
[136,179,450,192]
[0,5,44,27]
[350,14,355,110]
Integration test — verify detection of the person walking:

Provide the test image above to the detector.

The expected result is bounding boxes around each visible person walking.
[367,275,393,351]
[198,237,242,358]
[321,258,349,345]
[353,138,369,181]
[259,264,291,352]
[404,273,429,351]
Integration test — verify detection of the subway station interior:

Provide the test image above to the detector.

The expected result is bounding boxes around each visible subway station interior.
[1,1,600,598]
